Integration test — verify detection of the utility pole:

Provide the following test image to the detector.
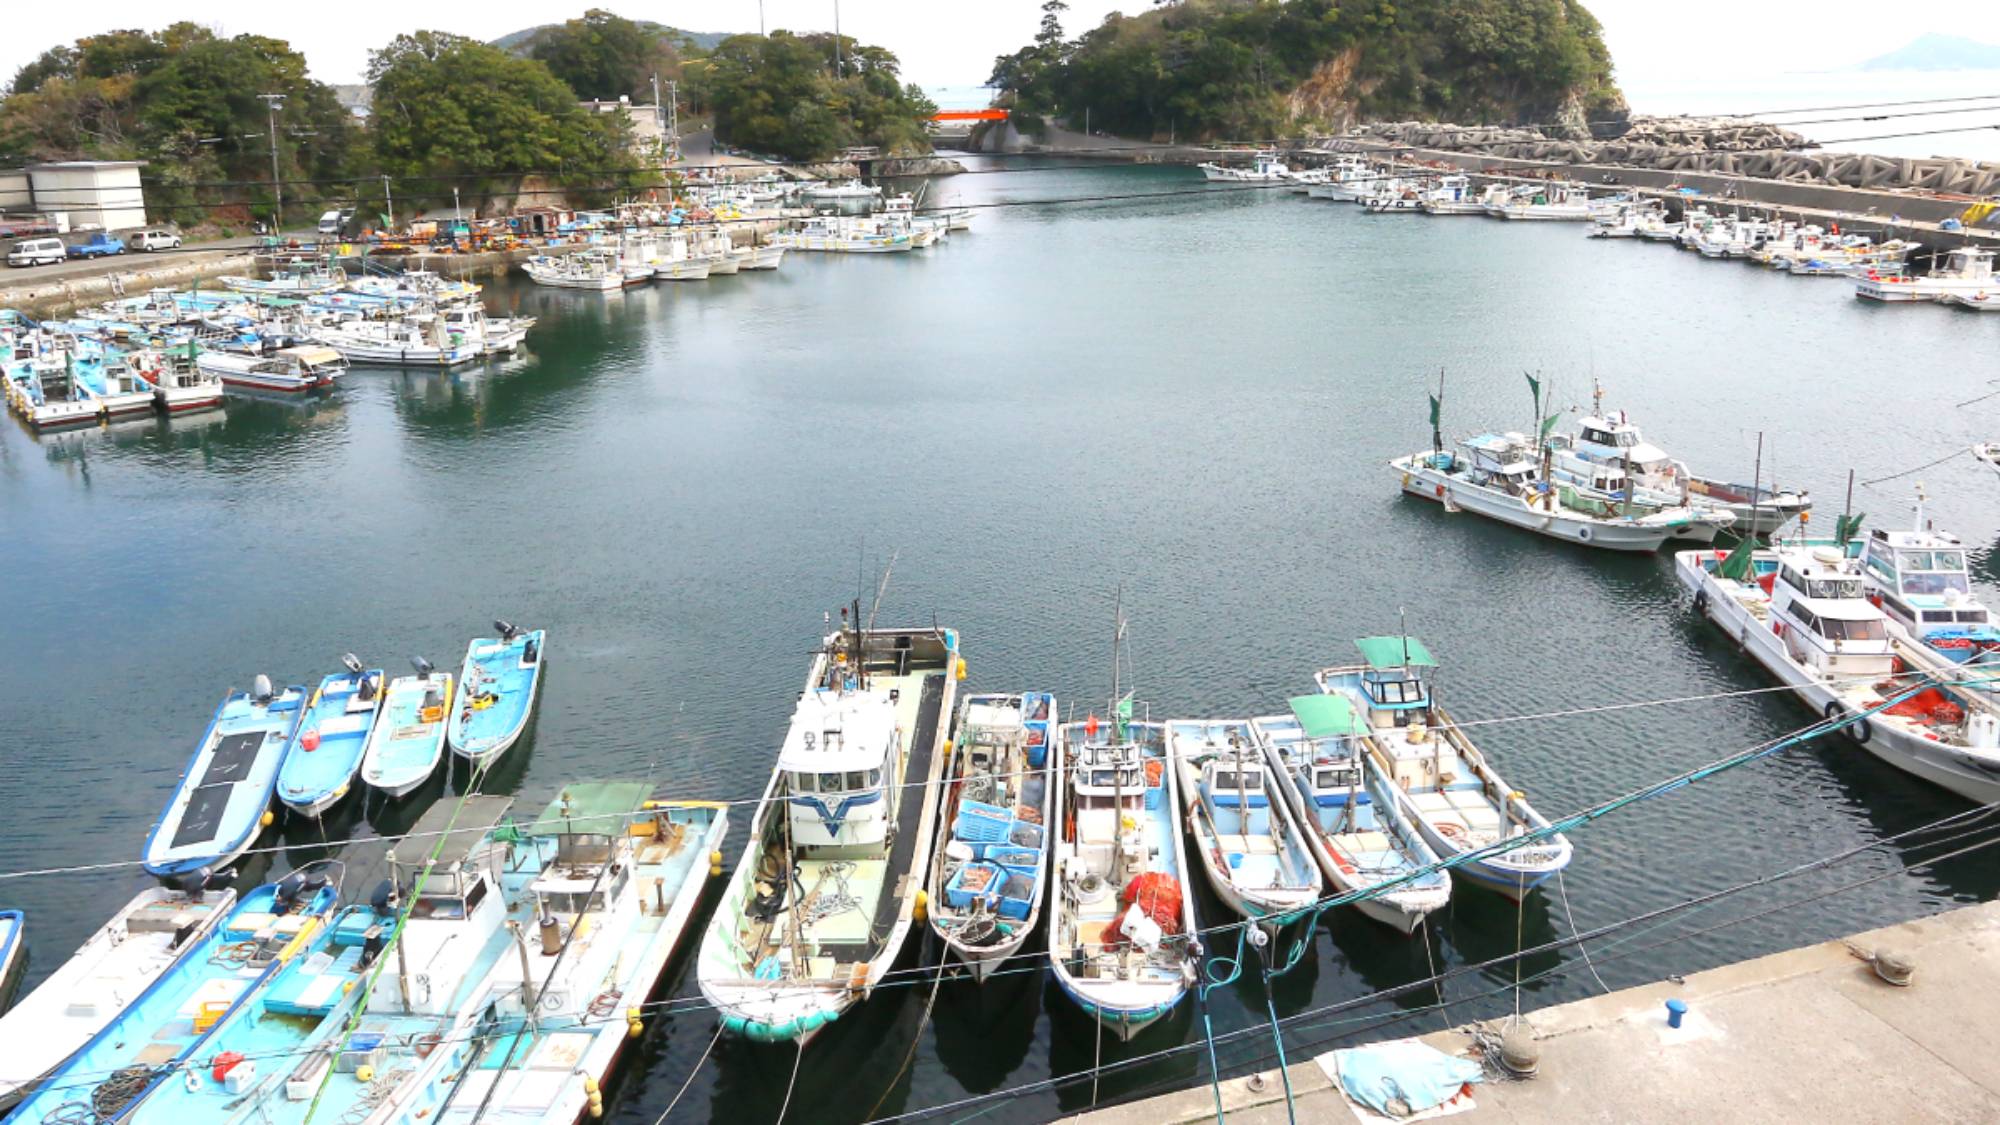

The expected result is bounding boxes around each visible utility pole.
[381,173,394,231]
[259,93,286,232]
[759,0,766,35]
[834,0,843,77]
[667,80,680,162]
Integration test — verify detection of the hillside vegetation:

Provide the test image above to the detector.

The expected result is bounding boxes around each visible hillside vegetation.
[992,0,1625,141]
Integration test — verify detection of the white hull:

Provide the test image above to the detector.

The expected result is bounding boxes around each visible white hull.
[155,383,225,413]
[317,337,483,367]
[520,264,623,291]
[744,246,787,270]
[1420,201,1488,215]
[1394,454,1688,552]
[0,889,237,1109]
[1492,206,1593,221]
[1676,554,2000,804]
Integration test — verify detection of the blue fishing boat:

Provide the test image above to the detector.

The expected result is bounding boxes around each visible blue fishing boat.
[1317,636,1572,899]
[277,657,385,818]
[2,866,342,1125]
[447,622,546,769]
[358,657,456,798]
[143,676,307,878]
[1252,700,1451,934]
[1165,718,1323,926]
[122,801,528,1125]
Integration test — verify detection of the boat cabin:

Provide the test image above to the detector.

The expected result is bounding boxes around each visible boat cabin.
[780,687,900,850]
[1769,546,1895,675]
[1860,524,1992,639]
[527,786,641,924]
[1460,432,1540,492]
[1568,412,1673,478]
[370,796,513,1016]
[1938,247,1995,281]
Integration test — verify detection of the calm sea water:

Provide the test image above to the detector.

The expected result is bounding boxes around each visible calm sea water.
[4,160,2000,1123]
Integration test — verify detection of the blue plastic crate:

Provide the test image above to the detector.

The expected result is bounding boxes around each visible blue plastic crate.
[945,862,1004,910]
[953,800,1013,844]
[984,846,1041,873]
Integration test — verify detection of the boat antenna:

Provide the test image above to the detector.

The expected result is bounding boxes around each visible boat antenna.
[1399,606,1410,669]
[1745,432,1765,547]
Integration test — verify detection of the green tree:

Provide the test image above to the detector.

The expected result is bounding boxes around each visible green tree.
[369,31,650,203]
[529,9,678,102]
[687,31,934,161]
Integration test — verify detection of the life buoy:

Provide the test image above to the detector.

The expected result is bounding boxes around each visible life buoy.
[1577,525,1593,542]
[1826,701,1872,744]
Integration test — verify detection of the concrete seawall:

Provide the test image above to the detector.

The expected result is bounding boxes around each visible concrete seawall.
[1068,899,2000,1124]
[0,252,257,318]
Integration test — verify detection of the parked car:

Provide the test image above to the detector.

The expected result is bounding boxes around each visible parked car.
[7,238,67,268]
[130,229,181,252]
[67,233,125,258]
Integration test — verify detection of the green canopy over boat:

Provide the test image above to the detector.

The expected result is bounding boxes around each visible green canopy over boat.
[1287,694,1367,740]
[1354,635,1438,670]
[528,781,653,837]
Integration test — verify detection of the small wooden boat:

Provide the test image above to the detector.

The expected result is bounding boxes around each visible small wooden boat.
[429,787,728,1123]
[1165,719,1322,926]
[143,676,308,879]
[0,888,236,1111]
[927,692,1059,980]
[698,615,959,1045]
[276,656,386,818]
[1253,699,1451,934]
[3,867,342,1125]
[1317,637,1572,900]
[359,657,456,798]
[447,622,546,770]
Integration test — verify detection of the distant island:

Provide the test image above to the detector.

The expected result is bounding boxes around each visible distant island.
[1857,33,2000,71]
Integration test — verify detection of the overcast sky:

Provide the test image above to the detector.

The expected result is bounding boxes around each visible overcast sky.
[1,1,1994,97]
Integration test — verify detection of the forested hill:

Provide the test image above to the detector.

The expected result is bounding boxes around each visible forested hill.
[992,0,1626,141]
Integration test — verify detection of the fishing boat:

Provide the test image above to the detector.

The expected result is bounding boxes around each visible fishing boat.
[276,657,386,818]
[1198,151,1291,182]
[132,348,224,413]
[447,622,546,770]
[520,251,625,291]
[1393,431,1726,552]
[70,348,159,420]
[1306,157,1377,202]
[1550,383,1810,535]
[743,243,788,271]
[358,657,456,798]
[1855,493,2000,678]
[1048,712,1199,1040]
[698,613,960,1045]
[312,315,483,367]
[805,179,881,202]
[3,355,100,430]
[0,911,19,992]
[121,799,531,1125]
[1488,181,1593,220]
[142,676,307,878]
[650,232,714,280]
[1166,719,1322,926]
[1317,637,1573,899]
[0,888,236,1111]
[196,345,345,394]
[1417,175,1496,216]
[1856,247,1996,302]
[927,692,1059,980]
[218,263,348,296]
[439,304,533,355]
[1976,443,2000,477]
[1250,700,1450,934]
[1676,538,2000,803]
[428,789,726,1123]
[2,867,343,1125]
[773,215,913,253]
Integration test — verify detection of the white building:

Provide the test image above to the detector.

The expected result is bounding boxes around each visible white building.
[0,162,148,230]
[581,97,668,157]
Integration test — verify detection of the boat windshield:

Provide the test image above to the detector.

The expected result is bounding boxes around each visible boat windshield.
[1898,549,1967,573]
[1819,617,1886,641]
[790,769,881,794]
[1902,573,1972,596]
[1208,769,1262,792]
[1804,577,1865,599]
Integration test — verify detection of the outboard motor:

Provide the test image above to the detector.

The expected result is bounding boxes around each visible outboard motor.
[522,636,539,664]
[251,674,275,705]
[166,866,214,895]
[410,656,434,681]
[273,871,306,914]
[494,619,520,642]
[369,878,398,913]
[341,653,365,676]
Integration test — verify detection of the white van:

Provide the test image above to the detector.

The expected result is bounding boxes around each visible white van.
[130,229,182,251]
[6,238,66,268]
[317,210,346,236]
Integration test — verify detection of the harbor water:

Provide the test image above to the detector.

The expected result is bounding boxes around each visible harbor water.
[3,159,1999,1122]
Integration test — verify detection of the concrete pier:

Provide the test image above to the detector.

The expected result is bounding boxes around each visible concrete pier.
[1067,899,2000,1124]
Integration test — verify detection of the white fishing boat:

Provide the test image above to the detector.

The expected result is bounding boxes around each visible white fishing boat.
[312,314,483,367]
[1676,539,2000,803]
[1198,150,1290,182]
[1318,637,1573,899]
[1418,175,1498,216]
[927,692,1059,980]
[805,178,882,201]
[439,304,533,355]
[431,788,729,1125]
[1856,247,1996,302]
[1489,181,1593,221]
[196,344,345,394]
[134,348,224,413]
[1975,443,2000,477]
[1283,166,1331,192]
[698,616,960,1045]
[1551,383,1810,535]
[1856,492,2000,679]
[743,243,788,270]
[1633,213,1684,242]
[1942,290,2000,311]
[1251,701,1450,934]
[1393,431,1725,552]
[1307,158,1377,202]
[72,347,159,420]
[1362,178,1427,212]
[218,263,348,296]
[0,888,234,1111]
[651,232,714,280]
[773,214,913,253]
[520,251,625,291]
[1165,719,1322,926]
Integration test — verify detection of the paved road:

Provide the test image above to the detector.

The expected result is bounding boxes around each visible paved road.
[0,228,318,286]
